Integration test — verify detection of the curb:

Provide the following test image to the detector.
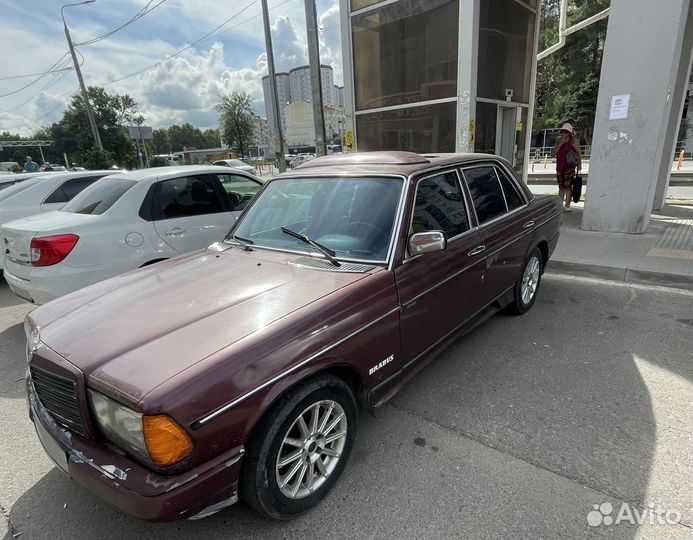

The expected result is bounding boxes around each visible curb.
[545,260,693,290]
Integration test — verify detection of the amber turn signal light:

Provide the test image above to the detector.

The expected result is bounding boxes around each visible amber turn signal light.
[143,415,194,467]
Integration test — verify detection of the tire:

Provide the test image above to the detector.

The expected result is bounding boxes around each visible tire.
[509,247,543,315]
[239,375,358,519]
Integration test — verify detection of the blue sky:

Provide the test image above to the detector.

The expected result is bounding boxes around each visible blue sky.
[0,0,343,135]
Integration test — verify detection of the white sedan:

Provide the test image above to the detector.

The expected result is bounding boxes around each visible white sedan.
[2,165,263,304]
[0,170,122,270]
[212,159,256,174]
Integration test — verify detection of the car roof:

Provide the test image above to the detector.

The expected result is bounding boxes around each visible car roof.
[114,165,259,182]
[289,151,511,176]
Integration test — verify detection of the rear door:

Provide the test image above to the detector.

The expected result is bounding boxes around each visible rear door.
[461,164,533,299]
[40,175,106,211]
[152,174,235,254]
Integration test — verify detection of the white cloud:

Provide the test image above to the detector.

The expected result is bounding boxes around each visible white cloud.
[0,1,342,136]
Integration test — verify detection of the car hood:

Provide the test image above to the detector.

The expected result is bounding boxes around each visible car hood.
[31,247,374,406]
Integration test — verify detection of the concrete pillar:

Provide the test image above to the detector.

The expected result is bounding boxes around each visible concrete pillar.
[582,0,693,233]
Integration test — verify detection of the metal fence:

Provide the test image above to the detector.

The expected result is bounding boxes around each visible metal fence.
[531,140,690,161]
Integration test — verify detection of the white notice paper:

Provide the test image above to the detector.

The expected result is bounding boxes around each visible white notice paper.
[609,94,630,120]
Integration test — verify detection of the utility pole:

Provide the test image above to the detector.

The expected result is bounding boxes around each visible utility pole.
[62,1,103,151]
[304,0,327,157]
[261,0,287,172]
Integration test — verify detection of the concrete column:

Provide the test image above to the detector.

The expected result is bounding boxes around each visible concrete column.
[582,0,693,233]
[653,13,693,210]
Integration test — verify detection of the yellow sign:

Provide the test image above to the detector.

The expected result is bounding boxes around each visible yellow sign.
[469,120,476,146]
[345,130,354,152]
[516,122,524,132]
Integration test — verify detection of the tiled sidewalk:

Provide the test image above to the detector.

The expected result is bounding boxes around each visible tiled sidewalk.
[547,204,693,290]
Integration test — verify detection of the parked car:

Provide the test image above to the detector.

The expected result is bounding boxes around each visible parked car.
[0,171,52,192]
[0,170,121,271]
[212,159,256,174]
[3,165,263,304]
[23,152,562,521]
[289,154,316,169]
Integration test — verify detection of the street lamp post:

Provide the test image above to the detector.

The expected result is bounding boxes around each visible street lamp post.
[62,0,103,151]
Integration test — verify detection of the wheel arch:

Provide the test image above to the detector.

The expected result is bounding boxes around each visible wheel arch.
[241,361,368,450]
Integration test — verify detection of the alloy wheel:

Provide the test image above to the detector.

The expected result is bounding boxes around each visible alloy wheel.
[521,255,541,305]
[275,400,348,499]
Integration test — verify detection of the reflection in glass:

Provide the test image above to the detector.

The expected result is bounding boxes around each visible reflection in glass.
[352,0,459,110]
[356,102,456,153]
[413,172,470,238]
[475,102,497,154]
[463,166,507,224]
[477,0,535,102]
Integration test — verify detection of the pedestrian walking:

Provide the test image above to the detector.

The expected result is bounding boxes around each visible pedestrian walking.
[551,123,581,211]
[24,156,39,173]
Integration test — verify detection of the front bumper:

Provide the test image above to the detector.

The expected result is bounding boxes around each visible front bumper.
[27,378,244,521]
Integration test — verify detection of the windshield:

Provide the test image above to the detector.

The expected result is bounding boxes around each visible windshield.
[61,178,137,215]
[231,176,403,262]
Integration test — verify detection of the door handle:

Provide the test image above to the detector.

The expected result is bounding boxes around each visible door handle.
[468,245,486,256]
[522,220,535,229]
[165,227,185,237]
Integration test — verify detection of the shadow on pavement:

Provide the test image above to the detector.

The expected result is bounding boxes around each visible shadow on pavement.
[0,279,30,309]
[0,323,28,399]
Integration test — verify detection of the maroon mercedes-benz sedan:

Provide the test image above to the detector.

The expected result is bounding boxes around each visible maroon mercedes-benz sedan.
[24,152,562,521]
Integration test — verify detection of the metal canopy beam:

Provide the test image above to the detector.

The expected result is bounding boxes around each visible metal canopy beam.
[0,141,54,146]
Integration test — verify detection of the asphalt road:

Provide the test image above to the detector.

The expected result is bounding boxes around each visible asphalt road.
[1,274,691,540]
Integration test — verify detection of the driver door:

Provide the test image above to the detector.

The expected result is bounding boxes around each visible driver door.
[394,170,487,364]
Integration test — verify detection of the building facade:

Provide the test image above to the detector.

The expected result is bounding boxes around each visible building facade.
[249,112,270,157]
[285,101,346,147]
[262,72,291,144]
[340,0,539,177]
[289,65,337,106]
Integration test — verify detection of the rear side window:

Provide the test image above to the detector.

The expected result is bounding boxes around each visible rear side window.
[412,172,470,239]
[462,167,507,224]
[216,174,261,211]
[157,175,224,219]
[61,178,137,215]
[495,167,524,211]
[44,176,104,204]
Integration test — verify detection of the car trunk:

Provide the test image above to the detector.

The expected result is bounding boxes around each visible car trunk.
[2,211,97,270]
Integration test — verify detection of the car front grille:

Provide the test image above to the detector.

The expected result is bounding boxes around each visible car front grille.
[30,367,87,436]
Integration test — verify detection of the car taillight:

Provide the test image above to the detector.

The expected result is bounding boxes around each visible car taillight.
[30,234,79,267]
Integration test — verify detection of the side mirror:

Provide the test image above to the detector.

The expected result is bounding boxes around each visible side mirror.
[408,231,446,256]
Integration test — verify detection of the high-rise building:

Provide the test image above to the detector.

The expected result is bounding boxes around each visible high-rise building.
[335,85,345,108]
[262,72,291,146]
[249,112,270,157]
[289,65,336,105]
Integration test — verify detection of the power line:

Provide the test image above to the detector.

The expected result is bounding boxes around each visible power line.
[197,0,297,44]
[0,66,72,82]
[0,53,70,98]
[75,0,168,46]
[98,0,258,87]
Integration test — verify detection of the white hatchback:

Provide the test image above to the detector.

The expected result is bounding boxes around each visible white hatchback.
[2,165,263,304]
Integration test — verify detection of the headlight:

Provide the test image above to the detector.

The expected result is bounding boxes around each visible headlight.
[24,316,41,356]
[88,390,194,467]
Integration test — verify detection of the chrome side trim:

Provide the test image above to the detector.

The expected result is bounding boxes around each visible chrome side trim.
[192,306,403,428]
[401,256,486,309]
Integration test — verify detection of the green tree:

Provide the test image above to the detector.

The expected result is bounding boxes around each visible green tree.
[216,91,254,158]
[53,86,142,167]
[534,0,610,145]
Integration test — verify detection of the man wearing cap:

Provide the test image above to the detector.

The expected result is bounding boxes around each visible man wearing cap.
[551,123,582,211]
[24,156,39,173]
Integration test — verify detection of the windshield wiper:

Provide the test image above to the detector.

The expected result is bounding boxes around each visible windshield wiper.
[280,227,341,267]
[229,234,254,251]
